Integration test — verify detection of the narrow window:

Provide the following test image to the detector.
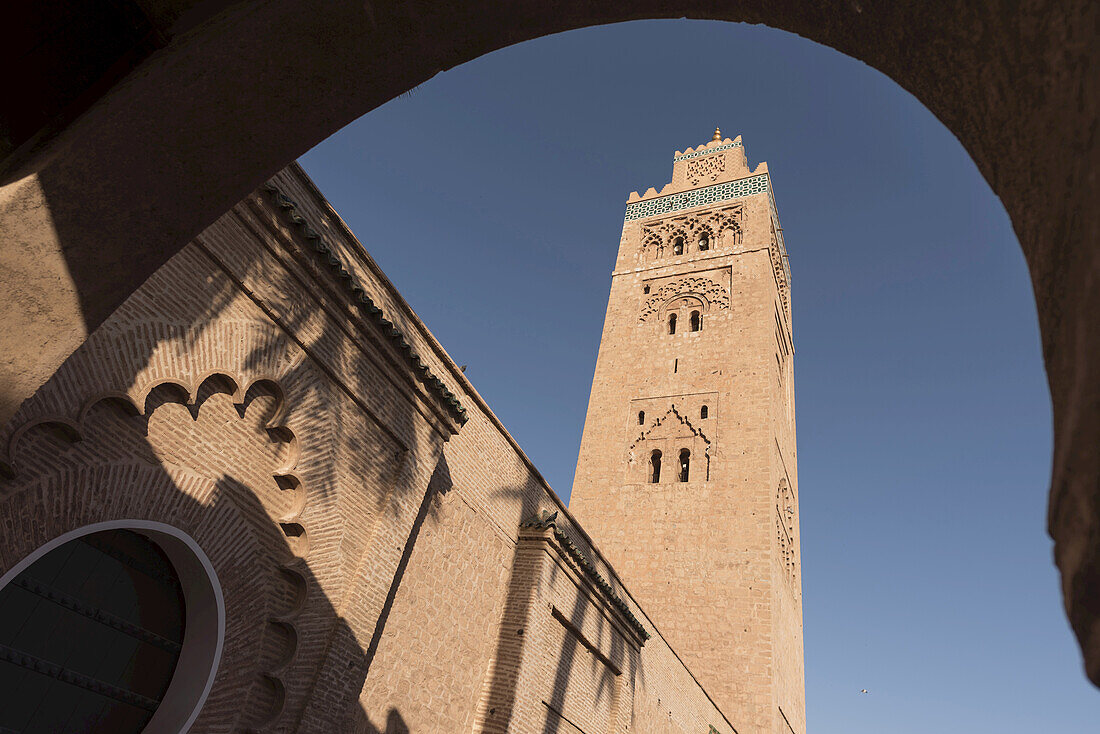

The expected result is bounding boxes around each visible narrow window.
[650,450,662,483]
[673,237,684,256]
[700,405,708,419]
[638,410,645,425]
[668,313,677,334]
[673,358,678,373]
[643,285,650,294]
[679,449,690,482]
[699,235,709,251]
[690,310,701,332]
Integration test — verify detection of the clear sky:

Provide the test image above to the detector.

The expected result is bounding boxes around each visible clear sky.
[300,19,1096,732]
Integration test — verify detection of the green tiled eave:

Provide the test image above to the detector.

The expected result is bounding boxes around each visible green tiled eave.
[672,140,743,161]
[262,184,469,427]
[521,510,651,643]
[624,172,791,286]
[624,173,770,220]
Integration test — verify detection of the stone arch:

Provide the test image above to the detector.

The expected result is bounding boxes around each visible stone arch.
[0,1,1097,683]
[696,223,715,252]
[714,211,744,248]
[668,227,688,256]
[0,463,267,731]
[640,230,663,262]
[0,372,322,730]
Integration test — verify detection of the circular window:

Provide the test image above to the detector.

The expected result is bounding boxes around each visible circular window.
[0,523,223,734]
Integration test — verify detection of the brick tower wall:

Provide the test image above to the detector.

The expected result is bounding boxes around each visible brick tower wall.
[569,136,805,734]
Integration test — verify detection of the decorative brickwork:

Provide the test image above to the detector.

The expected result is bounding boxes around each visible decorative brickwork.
[638,207,743,262]
[673,141,744,161]
[776,480,798,588]
[571,136,805,734]
[624,173,769,220]
[687,155,726,186]
[260,183,468,426]
[639,277,731,322]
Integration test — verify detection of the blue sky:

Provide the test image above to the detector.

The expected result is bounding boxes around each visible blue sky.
[300,19,1097,732]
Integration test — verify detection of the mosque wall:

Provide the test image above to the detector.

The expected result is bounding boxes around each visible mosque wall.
[0,163,739,733]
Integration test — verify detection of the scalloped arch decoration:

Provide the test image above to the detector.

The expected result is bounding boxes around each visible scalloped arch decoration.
[639,277,730,322]
[0,372,310,731]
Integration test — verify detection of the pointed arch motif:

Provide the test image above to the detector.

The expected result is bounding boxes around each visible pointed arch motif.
[640,229,663,261]
[695,223,715,252]
[629,405,711,450]
[628,406,712,485]
[776,479,798,588]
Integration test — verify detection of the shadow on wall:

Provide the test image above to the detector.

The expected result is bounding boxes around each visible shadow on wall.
[477,484,545,731]
[0,181,447,730]
[0,167,641,732]
[352,708,410,733]
[477,484,638,734]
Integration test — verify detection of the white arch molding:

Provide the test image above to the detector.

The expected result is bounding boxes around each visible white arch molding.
[0,519,226,734]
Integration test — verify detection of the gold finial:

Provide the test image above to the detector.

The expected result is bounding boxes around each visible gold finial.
[712,127,722,141]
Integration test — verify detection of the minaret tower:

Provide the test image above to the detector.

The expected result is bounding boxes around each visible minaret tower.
[569,130,804,734]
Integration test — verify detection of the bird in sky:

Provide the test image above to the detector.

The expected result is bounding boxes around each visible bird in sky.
[860,689,869,694]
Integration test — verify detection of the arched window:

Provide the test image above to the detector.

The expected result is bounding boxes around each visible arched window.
[673,237,684,256]
[690,310,701,332]
[643,285,650,294]
[0,524,223,734]
[638,410,645,425]
[700,405,708,419]
[698,234,709,251]
[650,450,662,483]
[679,449,690,482]
[668,313,677,334]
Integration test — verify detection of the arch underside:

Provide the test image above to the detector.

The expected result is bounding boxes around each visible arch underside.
[0,0,1096,684]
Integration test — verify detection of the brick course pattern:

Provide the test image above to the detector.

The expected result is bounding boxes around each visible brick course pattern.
[0,160,750,732]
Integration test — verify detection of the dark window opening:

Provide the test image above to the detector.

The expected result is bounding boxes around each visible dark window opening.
[690,310,701,332]
[643,285,650,294]
[699,235,709,251]
[650,450,662,483]
[673,237,684,256]
[638,410,645,425]
[668,313,677,334]
[679,449,691,482]
[0,529,186,734]
[700,405,708,419]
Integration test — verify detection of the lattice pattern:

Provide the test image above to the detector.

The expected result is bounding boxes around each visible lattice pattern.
[639,277,730,322]
[687,155,725,185]
[770,227,791,316]
[673,141,743,161]
[625,174,769,220]
[776,482,797,588]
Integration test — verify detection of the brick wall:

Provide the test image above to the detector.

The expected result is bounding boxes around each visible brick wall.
[0,162,743,733]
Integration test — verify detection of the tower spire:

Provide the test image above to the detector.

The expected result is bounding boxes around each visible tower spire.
[712,127,722,141]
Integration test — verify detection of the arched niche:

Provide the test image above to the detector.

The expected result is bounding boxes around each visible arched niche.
[0,520,224,734]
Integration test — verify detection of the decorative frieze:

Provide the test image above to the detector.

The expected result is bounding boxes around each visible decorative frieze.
[624,174,769,221]
[639,277,730,322]
[673,141,743,161]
